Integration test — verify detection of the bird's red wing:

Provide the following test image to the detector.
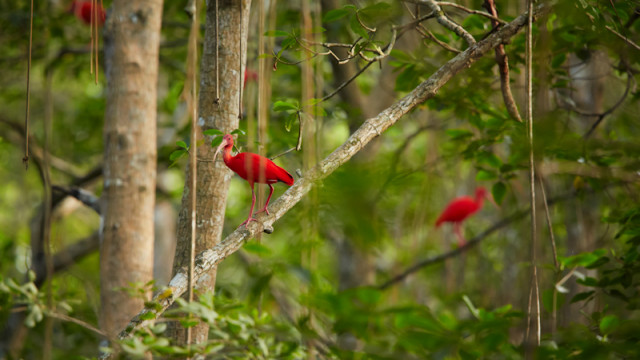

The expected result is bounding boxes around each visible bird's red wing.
[229,153,294,186]
[435,196,479,226]
[266,160,294,186]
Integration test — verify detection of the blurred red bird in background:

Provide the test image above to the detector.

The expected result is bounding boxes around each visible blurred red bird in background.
[214,134,294,227]
[435,187,493,246]
[68,0,106,26]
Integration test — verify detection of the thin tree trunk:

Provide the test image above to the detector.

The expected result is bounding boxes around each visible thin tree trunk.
[167,0,251,345]
[100,0,163,338]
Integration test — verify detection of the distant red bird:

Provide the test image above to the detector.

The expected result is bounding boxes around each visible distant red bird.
[435,187,490,246]
[68,0,106,26]
[243,69,258,88]
[214,134,294,227]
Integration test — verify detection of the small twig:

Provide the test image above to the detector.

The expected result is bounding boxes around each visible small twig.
[419,0,476,46]
[52,185,101,214]
[537,175,558,269]
[439,1,508,25]
[358,29,397,62]
[583,70,635,138]
[419,27,461,53]
[355,10,376,32]
[484,0,522,122]
[270,147,295,160]
[320,61,375,102]
[605,25,640,51]
[403,3,461,53]
[46,311,107,337]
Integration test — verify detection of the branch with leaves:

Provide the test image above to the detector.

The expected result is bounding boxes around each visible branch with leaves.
[101,4,547,354]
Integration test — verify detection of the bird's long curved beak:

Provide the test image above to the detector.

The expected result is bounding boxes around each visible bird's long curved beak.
[213,139,226,163]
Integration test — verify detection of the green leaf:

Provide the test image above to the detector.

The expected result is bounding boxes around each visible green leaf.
[231,128,246,136]
[263,30,289,37]
[570,290,595,303]
[476,169,497,181]
[599,315,620,335]
[492,182,507,205]
[169,149,187,162]
[139,311,156,320]
[203,129,223,136]
[360,2,393,23]
[211,136,223,148]
[180,318,200,328]
[586,256,609,269]
[273,100,299,112]
[176,140,188,150]
[559,249,607,268]
[477,151,502,168]
[323,8,351,23]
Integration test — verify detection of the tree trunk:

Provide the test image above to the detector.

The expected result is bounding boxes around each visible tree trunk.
[167,0,251,345]
[100,0,163,338]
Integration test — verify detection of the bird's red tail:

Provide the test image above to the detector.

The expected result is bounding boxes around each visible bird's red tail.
[273,164,294,186]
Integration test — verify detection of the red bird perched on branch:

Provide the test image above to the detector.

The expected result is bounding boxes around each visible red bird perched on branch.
[435,187,493,247]
[68,0,106,26]
[214,134,294,227]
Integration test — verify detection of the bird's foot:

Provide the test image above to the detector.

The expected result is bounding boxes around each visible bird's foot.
[239,217,258,228]
[457,239,467,248]
[255,207,270,216]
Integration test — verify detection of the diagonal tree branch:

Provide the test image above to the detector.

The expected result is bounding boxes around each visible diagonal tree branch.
[34,232,100,287]
[52,186,101,215]
[103,4,547,351]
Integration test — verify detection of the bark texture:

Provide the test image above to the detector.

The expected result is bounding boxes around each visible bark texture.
[167,0,252,344]
[100,0,163,337]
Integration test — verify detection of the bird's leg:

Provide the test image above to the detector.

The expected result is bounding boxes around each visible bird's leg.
[239,183,259,227]
[256,184,274,215]
[454,222,466,247]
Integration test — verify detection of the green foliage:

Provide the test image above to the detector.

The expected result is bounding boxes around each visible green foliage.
[2,0,640,359]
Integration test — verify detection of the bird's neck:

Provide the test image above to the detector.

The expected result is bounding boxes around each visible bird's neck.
[222,145,234,165]
[475,195,485,207]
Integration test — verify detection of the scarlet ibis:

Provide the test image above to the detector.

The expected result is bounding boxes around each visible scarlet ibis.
[214,134,294,227]
[243,69,258,88]
[68,0,106,26]
[435,187,491,246]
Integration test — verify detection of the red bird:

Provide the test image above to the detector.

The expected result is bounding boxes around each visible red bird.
[243,69,258,88]
[435,187,490,246]
[214,134,294,227]
[68,0,106,26]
